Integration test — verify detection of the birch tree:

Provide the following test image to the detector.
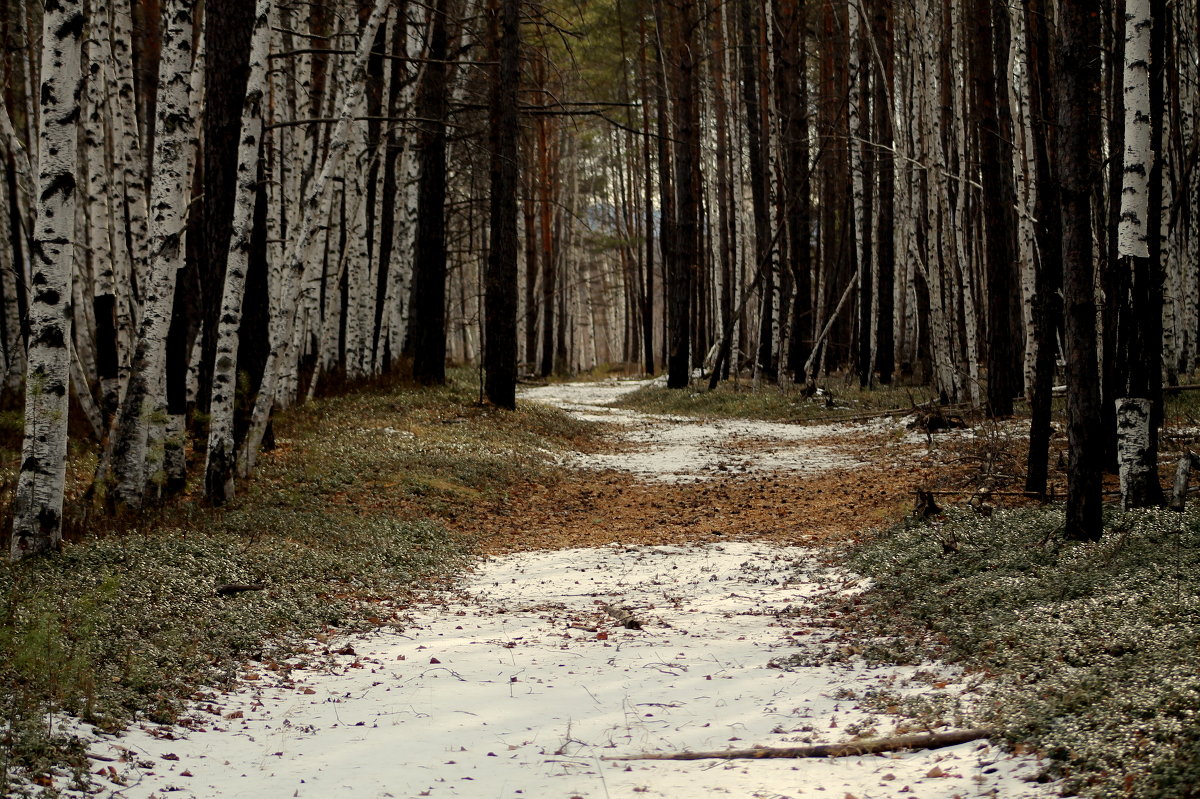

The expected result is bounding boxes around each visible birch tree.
[12,0,85,559]
[203,0,273,506]
[235,0,391,484]
[102,0,199,510]
[1114,0,1165,507]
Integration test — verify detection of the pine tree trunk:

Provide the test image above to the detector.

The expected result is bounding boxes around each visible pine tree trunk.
[12,0,84,559]
[408,0,451,385]
[484,0,520,409]
[973,0,1022,416]
[1056,0,1105,541]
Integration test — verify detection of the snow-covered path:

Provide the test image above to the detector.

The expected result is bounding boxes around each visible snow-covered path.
[78,381,1055,799]
[519,379,866,481]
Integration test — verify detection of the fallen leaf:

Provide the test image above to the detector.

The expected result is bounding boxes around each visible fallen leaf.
[430,657,441,664]
[926,765,948,778]
[161,753,180,761]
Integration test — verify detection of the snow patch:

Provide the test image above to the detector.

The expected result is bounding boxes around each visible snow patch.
[76,544,1054,799]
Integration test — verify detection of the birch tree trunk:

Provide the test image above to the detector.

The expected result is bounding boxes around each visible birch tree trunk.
[1114,0,1164,507]
[203,0,272,505]
[102,0,198,510]
[237,0,390,480]
[12,0,84,559]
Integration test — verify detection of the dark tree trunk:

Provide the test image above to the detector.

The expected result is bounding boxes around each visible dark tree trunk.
[1055,0,1104,541]
[666,0,700,389]
[652,8,681,386]
[408,0,451,385]
[197,0,256,413]
[1024,0,1064,498]
[972,0,1022,417]
[872,0,895,385]
[776,0,813,383]
[484,0,520,409]
[738,0,774,380]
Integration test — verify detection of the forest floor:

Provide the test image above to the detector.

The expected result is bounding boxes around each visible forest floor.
[67,379,1060,799]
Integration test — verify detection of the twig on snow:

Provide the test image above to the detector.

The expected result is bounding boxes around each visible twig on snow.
[601,727,994,761]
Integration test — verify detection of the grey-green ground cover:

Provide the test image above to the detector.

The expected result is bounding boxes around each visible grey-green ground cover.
[780,506,1200,798]
[0,375,594,796]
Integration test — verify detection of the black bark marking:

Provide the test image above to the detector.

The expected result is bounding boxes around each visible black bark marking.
[34,325,66,350]
[55,12,86,42]
[40,173,77,204]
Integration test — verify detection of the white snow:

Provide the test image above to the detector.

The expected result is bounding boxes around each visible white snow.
[82,544,1052,799]
[520,379,865,481]
[71,380,1058,799]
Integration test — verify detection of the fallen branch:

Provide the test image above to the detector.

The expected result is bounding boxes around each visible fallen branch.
[602,727,993,761]
[598,602,643,630]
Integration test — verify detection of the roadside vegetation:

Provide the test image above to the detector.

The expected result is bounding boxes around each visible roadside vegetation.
[0,371,594,796]
[655,374,1200,798]
[611,375,932,422]
[807,506,1200,799]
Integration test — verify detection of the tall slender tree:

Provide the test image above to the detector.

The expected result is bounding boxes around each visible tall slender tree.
[1055,0,1105,540]
[484,0,521,408]
[408,0,453,385]
[12,0,85,559]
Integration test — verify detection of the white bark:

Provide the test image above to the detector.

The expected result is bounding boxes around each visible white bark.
[12,0,85,559]
[0,110,23,397]
[109,0,150,296]
[203,0,273,504]
[83,10,120,417]
[104,0,198,508]
[1116,397,1154,508]
[239,0,390,477]
[1011,8,1039,396]
[1118,0,1152,259]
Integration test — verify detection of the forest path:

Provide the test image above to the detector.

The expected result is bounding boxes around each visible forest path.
[80,381,1055,799]
[470,378,939,553]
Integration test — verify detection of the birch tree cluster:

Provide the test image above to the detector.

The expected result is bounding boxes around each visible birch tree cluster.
[2,0,1199,554]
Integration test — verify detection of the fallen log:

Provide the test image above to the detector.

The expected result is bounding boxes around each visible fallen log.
[601,727,994,761]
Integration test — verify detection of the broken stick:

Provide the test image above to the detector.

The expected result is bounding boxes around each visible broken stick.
[598,601,643,630]
[601,727,994,761]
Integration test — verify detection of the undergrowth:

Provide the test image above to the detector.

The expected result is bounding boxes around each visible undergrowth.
[612,375,926,422]
[791,506,1200,799]
[0,371,592,796]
